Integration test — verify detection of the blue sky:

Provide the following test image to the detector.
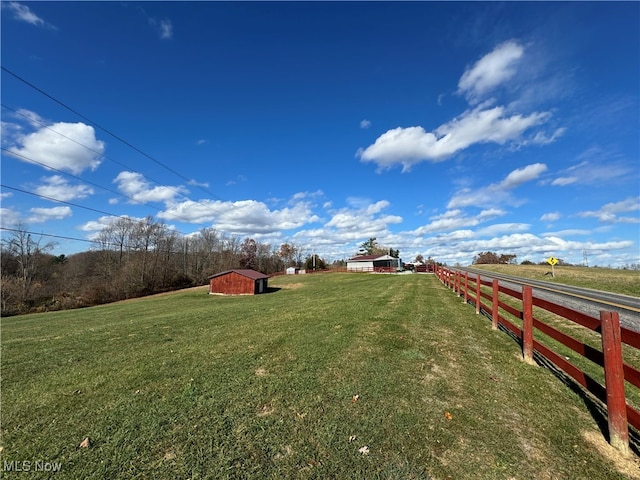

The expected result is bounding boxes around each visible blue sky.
[2,1,639,267]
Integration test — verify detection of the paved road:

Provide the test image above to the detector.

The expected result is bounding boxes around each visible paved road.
[452,267,640,333]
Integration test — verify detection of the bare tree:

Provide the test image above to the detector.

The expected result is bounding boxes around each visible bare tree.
[240,238,258,270]
[1,224,55,309]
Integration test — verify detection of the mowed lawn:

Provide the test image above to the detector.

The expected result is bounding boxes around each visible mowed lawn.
[2,273,638,479]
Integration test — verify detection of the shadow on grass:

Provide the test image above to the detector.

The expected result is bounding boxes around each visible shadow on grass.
[473,306,640,457]
[265,287,282,294]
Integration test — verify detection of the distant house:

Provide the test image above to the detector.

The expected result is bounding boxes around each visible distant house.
[346,254,400,273]
[208,269,269,295]
[286,267,298,275]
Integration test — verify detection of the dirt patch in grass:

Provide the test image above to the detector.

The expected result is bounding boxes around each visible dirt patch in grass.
[582,430,640,478]
[257,404,275,417]
[280,282,304,289]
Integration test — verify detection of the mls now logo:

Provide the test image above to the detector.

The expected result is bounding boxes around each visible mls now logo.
[3,460,62,472]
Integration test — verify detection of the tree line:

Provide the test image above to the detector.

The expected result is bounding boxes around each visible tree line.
[0,217,315,316]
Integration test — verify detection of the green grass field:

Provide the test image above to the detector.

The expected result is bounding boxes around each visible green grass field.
[2,273,639,479]
[470,264,640,297]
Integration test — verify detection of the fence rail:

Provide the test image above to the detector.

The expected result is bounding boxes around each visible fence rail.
[437,266,640,455]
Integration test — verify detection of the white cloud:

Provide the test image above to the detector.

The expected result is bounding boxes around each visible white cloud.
[291,190,324,202]
[8,122,105,175]
[358,41,562,173]
[15,109,47,128]
[292,199,403,250]
[541,229,590,237]
[3,2,53,28]
[498,163,548,189]
[159,197,320,234]
[159,19,173,39]
[79,215,123,232]
[79,215,150,241]
[358,106,549,171]
[458,41,524,104]
[412,208,506,235]
[476,223,530,236]
[27,206,72,223]
[526,128,566,146]
[0,207,21,227]
[578,197,640,224]
[34,175,93,202]
[325,202,401,233]
[540,212,561,222]
[114,171,187,204]
[418,231,634,267]
[149,17,173,39]
[360,119,372,129]
[551,177,577,186]
[550,157,632,187]
[448,163,547,209]
[187,178,209,188]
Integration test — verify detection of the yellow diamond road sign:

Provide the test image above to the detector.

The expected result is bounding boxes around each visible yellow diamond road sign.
[547,257,558,266]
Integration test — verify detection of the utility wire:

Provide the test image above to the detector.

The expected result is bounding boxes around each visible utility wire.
[1,66,223,200]
[2,146,209,228]
[0,183,197,238]
[0,226,120,248]
[1,103,199,207]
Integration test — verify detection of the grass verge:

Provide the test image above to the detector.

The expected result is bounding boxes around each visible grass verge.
[471,264,640,297]
[2,273,638,479]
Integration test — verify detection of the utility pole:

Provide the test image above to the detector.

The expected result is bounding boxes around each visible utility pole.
[583,249,589,267]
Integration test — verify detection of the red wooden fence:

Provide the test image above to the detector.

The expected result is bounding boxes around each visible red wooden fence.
[437,266,639,455]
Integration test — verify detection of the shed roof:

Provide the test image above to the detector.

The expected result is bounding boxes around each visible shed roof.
[347,254,395,262]
[208,269,269,280]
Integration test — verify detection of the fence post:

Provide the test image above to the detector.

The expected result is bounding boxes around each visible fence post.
[491,279,499,330]
[455,271,460,296]
[522,286,535,365]
[600,311,630,456]
[463,272,469,304]
[475,274,481,314]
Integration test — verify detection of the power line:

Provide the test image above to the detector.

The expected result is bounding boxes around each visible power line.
[1,66,223,201]
[1,146,208,228]
[1,103,199,208]
[1,183,199,238]
[0,226,119,248]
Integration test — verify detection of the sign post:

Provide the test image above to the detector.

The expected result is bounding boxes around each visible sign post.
[547,257,558,277]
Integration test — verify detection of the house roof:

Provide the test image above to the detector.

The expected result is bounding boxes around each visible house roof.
[347,254,395,262]
[208,269,269,280]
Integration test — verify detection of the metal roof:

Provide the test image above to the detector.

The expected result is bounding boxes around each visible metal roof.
[208,269,269,280]
[347,254,394,262]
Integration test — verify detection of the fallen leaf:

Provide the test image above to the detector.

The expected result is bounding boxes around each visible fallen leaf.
[163,450,176,461]
[444,412,453,421]
[349,435,357,442]
[352,394,360,403]
[79,437,91,448]
[358,445,370,455]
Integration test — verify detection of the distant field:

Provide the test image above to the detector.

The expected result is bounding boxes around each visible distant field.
[470,264,640,297]
[2,273,638,479]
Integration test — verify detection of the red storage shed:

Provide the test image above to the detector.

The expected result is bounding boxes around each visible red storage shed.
[208,269,269,295]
